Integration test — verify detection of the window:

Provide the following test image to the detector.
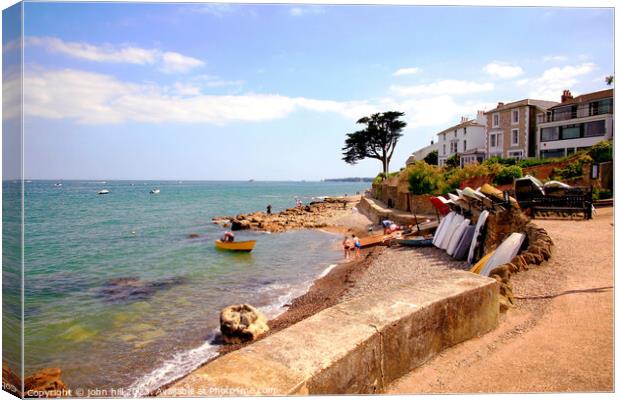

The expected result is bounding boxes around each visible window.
[454,130,457,138]
[512,109,519,124]
[443,144,446,155]
[464,127,467,135]
[511,129,519,145]
[490,133,503,148]
[540,149,566,159]
[541,127,559,141]
[463,140,467,151]
[508,150,523,160]
[566,148,576,156]
[584,120,606,137]
[561,125,581,140]
[492,113,500,127]
[450,141,458,154]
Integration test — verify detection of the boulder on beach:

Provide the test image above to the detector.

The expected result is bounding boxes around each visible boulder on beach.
[219,304,269,345]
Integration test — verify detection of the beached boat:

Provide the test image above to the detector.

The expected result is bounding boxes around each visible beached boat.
[98,189,109,195]
[359,234,394,248]
[396,236,434,247]
[215,239,256,252]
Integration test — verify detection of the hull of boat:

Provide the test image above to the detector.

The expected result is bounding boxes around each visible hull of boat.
[396,237,434,247]
[215,239,256,252]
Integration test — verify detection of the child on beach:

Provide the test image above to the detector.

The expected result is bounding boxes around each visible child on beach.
[352,235,361,259]
[342,236,352,260]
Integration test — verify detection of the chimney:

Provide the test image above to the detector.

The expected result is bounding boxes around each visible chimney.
[497,102,504,108]
[561,89,573,103]
[477,110,484,117]
[460,116,467,123]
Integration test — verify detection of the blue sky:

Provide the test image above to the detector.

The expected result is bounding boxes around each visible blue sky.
[3,3,614,180]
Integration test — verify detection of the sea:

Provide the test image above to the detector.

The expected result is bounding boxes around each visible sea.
[3,180,370,396]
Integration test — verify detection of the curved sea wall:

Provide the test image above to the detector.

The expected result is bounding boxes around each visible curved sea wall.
[158,271,498,396]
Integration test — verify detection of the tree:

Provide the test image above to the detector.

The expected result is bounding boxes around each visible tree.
[342,111,407,175]
[445,153,461,169]
[605,75,614,86]
[423,150,438,165]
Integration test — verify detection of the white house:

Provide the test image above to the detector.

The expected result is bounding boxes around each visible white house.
[405,140,438,165]
[537,89,613,158]
[437,111,487,167]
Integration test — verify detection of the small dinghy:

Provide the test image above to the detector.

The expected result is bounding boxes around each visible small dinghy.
[98,189,110,195]
[396,236,434,247]
[150,188,160,194]
[215,239,256,252]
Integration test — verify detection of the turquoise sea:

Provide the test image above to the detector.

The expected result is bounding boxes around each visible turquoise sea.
[4,180,369,395]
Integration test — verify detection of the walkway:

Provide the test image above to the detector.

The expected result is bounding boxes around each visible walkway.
[388,207,614,393]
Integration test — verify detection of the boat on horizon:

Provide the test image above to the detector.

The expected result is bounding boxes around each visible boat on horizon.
[98,189,110,195]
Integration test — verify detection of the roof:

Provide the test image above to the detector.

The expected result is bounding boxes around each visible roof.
[484,98,558,114]
[548,88,614,110]
[436,119,485,137]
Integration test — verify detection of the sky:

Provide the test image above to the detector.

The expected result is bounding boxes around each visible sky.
[2,2,615,180]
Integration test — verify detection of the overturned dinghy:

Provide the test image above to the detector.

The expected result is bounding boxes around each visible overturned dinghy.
[479,232,526,276]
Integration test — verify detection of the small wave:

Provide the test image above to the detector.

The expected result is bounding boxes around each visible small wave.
[317,264,338,279]
[125,332,220,397]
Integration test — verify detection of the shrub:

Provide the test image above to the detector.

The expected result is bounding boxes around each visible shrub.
[483,156,517,167]
[407,161,443,195]
[552,161,583,180]
[423,150,438,165]
[517,158,554,168]
[444,163,490,191]
[493,165,523,185]
[588,140,613,163]
[445,154,461,169]
[594,188,613,200]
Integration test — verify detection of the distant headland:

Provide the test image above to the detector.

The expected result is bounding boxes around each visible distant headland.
[322,177,373,182]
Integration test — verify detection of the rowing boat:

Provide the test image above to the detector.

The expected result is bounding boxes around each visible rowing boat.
[215,239,257,252]
[395,236,434,247]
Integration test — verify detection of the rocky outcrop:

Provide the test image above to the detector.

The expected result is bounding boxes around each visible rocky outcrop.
[220,304,269,345]
[213,198,352,233]
[3,364,68,398]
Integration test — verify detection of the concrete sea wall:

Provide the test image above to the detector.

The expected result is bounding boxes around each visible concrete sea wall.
[161,271,498,396]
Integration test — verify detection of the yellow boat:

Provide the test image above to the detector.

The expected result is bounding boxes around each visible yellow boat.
[215,239,257,252]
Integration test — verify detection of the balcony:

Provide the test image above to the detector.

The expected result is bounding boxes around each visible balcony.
[543,99,613,123]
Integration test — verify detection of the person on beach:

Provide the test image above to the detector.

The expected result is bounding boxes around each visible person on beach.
[352,234,361,259]
[266,204,272,214]
[382,219,393,234]
[342,236,352,260]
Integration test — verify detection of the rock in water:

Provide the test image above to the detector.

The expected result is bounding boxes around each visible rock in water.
[24,368,68,397]
[219,304,269,344]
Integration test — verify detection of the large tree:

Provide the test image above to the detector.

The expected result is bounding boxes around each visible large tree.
[342,111,407,175]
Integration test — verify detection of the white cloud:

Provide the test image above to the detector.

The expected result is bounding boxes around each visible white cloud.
[25,36,204,73]
[392,67,421,77]
[543,55,568,62]
[161,52,205,73]
[19,67,494,129]
[390,80,494,97]
[289,6,324,16]
[483,62,524,79]
[526,62,597,100]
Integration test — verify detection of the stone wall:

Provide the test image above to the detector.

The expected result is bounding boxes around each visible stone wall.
[162,271,498,396]
[371,182,435,215]
[486,223,554,311]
